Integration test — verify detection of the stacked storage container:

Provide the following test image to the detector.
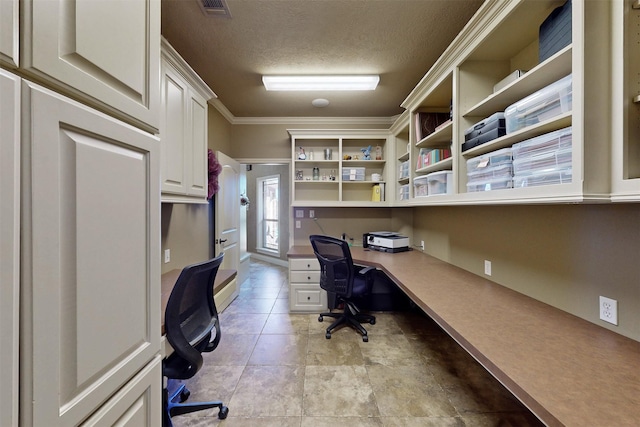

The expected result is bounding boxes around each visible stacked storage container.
[512,127,573,187]
[466,147,513,192]
[398,160,409,180]
[505,74,572,133]
[399,184,409,200]
[414,171,453,197]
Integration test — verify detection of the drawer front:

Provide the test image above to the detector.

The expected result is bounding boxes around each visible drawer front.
[290,271,320,284]
[289,258,319,271]
[290,284,327,312]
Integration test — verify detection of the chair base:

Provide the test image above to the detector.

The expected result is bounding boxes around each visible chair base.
[319,301,376,342]
[163,384,228,427]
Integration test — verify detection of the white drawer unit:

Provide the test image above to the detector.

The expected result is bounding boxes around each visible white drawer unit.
[289,257,327,312]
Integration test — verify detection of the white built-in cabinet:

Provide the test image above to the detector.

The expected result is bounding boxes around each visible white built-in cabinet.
[0,0,18,68]
[0,69,20,427]
[19,0,160,132]
[289,129,391,207]
[161,38,215,203]
[1,1,163,425]
[21,81,161,427]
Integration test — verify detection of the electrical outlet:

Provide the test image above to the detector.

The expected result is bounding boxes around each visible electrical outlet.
[295,220,301,229]
[420,240,425,251]
[164,249,170,264]
[599,296,618,325]
[295,209,304,218]
[309,209,315,218]
[484,260,492,276]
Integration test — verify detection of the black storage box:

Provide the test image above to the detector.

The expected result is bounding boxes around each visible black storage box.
[539,0,572,62]
[462,112,506,151]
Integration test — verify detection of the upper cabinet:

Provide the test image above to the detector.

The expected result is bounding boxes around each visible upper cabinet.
[610,0,640,201]
[399,0,617,205]
[19,0,161,132]
[160,38,215,204]
[289,129,390,207]
[0,0,18,68]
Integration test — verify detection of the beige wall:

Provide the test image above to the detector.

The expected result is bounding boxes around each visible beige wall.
[160,202,211,274]
[412,203,640,341]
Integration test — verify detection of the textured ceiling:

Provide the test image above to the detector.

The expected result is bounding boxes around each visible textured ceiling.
[161,0,484,119]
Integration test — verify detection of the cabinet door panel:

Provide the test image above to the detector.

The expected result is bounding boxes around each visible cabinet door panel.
[0,69,20,427]
[160,67,187,194]
[81,356,161,427]
[22,0,160,131]
[188,93,208,197]
[0,0,18,67]
[22,82,160,427]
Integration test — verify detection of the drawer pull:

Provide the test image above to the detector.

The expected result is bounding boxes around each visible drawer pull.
[307,296,311,300]
[307,276,311,280]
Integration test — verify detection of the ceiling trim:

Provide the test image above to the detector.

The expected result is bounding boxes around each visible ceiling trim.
[208,98,397,126]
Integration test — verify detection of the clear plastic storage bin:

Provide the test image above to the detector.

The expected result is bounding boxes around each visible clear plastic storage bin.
[505,74,572,133]
[467,164,513,182]
[512,147,572,175]
[399,184,409,200]
[513,168,572,187]
[342,167,365,181]
[413,176,430,197]
[466,178,513,192]
[466,147,513,173]
[511,127,572,160]
[426,171,453,195]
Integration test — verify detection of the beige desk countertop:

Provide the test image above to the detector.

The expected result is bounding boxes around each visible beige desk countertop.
[288,245,640,427]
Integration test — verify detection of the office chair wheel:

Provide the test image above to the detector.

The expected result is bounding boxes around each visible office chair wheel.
[370,318,376,325]
[318,315,324,322]
[218,406,229,419]
[362,334,369,343]
[325,332,331,339]
[179,388,190,402]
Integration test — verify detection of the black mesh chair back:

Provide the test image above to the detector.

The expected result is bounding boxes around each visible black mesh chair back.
[310,235,355,298]
[163,254,228,425]
[310,235,376,341]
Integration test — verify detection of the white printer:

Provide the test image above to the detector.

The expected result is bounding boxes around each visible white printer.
[364,231,410,253]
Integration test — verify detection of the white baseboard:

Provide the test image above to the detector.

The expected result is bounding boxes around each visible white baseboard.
[248,252,288,268]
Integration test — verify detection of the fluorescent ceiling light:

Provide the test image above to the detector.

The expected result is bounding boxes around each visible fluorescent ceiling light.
[262,75,379,91]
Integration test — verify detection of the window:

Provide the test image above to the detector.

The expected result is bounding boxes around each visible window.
[257,175,279,254]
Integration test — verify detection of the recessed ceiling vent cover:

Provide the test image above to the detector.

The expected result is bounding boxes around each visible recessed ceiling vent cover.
[198,0,232,17]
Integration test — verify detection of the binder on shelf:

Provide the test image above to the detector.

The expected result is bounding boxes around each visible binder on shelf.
[371,183,385,202]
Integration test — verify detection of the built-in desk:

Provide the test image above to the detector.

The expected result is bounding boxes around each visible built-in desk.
[161,268,237,334]
[288,246,640,427]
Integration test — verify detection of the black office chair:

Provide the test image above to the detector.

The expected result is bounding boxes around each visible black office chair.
[163,254,229,426]
[310,235,376,342]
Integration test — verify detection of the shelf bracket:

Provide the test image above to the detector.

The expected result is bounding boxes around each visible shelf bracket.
[634,94,640,104]
[633,0,640,9]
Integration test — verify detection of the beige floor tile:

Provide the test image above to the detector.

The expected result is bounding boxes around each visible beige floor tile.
[248,334,308,365]
[381,417,464,427]
[228,365,304,416]
[202,334,259,367]
[223,298,276,315]
[360,334,425,366]
[303,365,379,417]
[216,416,301,427]
[306,333,365,366]
[301,416,384,426]
[262,312,311,334]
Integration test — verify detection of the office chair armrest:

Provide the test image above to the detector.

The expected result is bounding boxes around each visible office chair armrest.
[203,321,221,353]
[356,266,376,277]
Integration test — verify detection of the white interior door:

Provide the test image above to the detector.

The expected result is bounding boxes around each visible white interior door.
[215,151,240,272]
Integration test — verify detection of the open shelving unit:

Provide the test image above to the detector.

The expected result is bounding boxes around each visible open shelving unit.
[394,0,614,205]
[289,129,391,207]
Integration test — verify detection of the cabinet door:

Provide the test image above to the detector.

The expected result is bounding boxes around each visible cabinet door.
[21,0,160,131]
[0,0,18,67]
[81,356,162,427]
[160,64,188,195]
[186,92,208,197]
[0,69,20,427]
[21,81,160,427]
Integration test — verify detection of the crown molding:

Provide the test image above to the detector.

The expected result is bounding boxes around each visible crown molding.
[207,98,397,126]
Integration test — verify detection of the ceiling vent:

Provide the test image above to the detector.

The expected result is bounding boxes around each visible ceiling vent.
[197,0,232,17]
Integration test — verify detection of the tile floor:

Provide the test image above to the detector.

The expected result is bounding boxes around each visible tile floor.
[170,260,544,427]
